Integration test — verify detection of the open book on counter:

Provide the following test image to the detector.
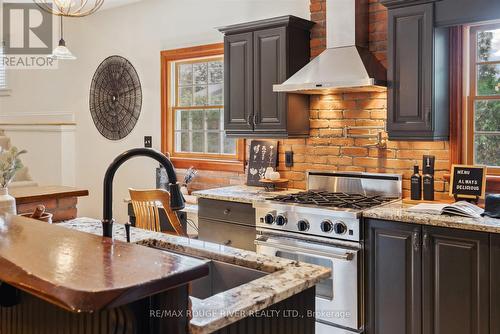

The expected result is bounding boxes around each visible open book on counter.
[407,201,484,218]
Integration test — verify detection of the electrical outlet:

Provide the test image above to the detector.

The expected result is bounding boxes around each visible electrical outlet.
[144,136,152,148]
[285,151,293,167]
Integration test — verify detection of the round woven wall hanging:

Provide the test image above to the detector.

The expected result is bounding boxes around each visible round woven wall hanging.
[89,55,142,140]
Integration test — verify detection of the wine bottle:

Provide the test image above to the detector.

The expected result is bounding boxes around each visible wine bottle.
[411,165,422,200]
[423,156,434,201]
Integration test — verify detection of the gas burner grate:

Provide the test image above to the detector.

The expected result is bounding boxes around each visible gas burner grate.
[269,191,398,209]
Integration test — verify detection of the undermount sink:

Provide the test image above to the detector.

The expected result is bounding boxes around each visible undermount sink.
[190,260,267,299]
[148,246,268,300]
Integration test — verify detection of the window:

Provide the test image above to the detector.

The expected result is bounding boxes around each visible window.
[468,23,500,173]
[174,57,235,155]
[161,44,244,172]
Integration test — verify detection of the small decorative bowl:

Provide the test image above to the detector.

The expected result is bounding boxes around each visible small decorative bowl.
[20,212,53,224]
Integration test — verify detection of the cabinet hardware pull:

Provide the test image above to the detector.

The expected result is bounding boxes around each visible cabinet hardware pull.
[253,114,258,125]
[425,108,431,125]
[423,233,429,251]
[254,239,354,261]
[412,232,419,252]
[223,209,231,215]
[248,114,253,126]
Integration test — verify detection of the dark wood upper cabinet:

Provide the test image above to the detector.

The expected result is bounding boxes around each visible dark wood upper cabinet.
[219,16,313,138]
[253,27,286,132]
[383,1,449,141]
[365,219,490,334]
[422,226,489,334]
[224,32,254,132]
[365,219,422,334]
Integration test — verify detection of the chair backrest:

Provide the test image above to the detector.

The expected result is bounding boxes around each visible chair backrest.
[128,188,187,237]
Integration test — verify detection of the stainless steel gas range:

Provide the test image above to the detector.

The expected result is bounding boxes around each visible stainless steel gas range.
[254,171,402,334]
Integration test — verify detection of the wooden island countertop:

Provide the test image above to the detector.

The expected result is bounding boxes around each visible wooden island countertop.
[10,186,90,221]
[0,215,209,313]
[9,185,89,204]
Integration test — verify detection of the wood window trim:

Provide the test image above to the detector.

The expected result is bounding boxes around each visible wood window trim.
[160,43,245,172]
[448,25,500,193]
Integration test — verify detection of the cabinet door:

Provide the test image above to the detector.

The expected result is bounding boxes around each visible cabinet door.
[422,226,489,334]
[224,32,254,132]
[365,220,422,334]
[387,3,433,138]
[491,234,500,334]
[253,27,287,132]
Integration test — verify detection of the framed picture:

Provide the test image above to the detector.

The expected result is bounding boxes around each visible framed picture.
[247,140,278,186]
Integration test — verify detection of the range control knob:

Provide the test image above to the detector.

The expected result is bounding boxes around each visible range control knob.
[264,213,275,225]
[297,219,310,232]
[320,220,334,233]
[275,215,288,226]
[334,221,347,235]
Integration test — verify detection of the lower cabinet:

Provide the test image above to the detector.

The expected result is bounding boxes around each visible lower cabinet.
[490,235,500,334]
[365,219,490,334]
[365,220,422,334]
[197,198,256,251]
[422,226,489,334]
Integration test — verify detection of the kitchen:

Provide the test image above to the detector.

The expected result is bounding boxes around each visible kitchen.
[0,0,499,333]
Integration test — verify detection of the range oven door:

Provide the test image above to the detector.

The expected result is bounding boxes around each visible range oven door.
[255,235,361,332]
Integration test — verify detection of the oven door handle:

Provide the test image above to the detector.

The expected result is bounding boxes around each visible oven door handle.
[254,239,354,261]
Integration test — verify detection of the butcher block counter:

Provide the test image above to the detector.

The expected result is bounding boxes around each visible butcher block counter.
[10,185,89,221]
[0,214,208,333]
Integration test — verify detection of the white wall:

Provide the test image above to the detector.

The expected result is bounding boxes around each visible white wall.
[0,0,309,223]
[2,123,76,186]
[0,113,76,186]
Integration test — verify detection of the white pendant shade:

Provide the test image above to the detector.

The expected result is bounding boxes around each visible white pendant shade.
[48,42,76,60]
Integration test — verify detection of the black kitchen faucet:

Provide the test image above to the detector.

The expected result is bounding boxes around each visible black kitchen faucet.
[101,148,185,239]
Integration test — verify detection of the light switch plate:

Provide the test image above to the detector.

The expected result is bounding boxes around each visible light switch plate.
[144,136,152,148]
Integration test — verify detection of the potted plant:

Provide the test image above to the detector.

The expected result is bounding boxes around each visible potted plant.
[0,147,27,215]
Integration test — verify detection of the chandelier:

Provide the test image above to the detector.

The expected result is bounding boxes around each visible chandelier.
[33,0,104,17]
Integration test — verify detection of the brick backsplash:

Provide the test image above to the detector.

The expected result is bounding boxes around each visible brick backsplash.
[182,0,450,200]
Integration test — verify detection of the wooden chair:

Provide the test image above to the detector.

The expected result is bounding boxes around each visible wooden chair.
[128,188,187,237]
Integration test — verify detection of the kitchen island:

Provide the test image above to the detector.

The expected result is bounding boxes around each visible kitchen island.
[60,218,330,334]
[0,214,209,333]
[0,214,329,334]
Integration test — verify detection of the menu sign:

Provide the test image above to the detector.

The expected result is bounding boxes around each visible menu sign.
[449,164,487,199]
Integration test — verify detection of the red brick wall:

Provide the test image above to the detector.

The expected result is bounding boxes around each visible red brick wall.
[184,0,451,200]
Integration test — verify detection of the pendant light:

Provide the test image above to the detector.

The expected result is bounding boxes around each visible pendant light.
[33,0,104,17]
[49,16,76,60]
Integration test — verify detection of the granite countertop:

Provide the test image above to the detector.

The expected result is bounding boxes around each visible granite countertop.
[364,201,500,233]
[60,219,330,334]
[192,185,300,204]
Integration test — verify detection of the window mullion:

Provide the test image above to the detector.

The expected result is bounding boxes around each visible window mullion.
[220,108,224,154]
[204,109,208,154]
[188,111,193,152]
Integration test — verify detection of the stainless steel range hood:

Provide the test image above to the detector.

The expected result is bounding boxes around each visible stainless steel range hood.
[273,0,387,94]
